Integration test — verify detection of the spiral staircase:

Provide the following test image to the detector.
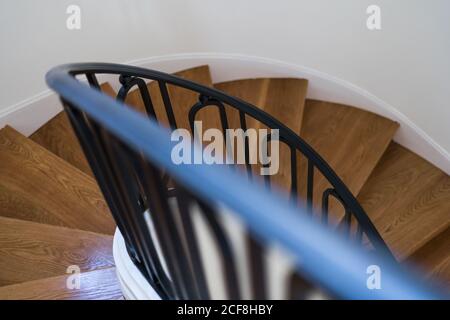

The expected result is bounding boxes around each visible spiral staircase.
[0,64,448,299]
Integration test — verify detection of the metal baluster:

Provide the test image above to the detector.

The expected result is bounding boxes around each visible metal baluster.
[107,138,177,298]
[197,201,241,299]
[85,73,100,89]
[321,189,333,226]
[175,188,210,299]
[117,75,157,119]
[290,147,298,204]
[158,81,178,129]
[307,159,314,215]
[239,111,253,180]
[356,224,363,244]
[138,160,199,299]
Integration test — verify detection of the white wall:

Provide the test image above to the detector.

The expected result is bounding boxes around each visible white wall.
[1,0,449,155]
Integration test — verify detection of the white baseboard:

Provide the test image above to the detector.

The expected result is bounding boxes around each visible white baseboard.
[1,52,449,175]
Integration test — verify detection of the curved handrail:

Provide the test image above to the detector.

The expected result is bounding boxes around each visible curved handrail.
[51,62,393,259]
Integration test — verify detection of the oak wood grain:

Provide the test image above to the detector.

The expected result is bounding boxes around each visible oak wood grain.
[297,99,399,222]
[0,216,114,286]
[358,142,450,260]
[0,267,122,300]
[0,126,115,234]
[215,78,308,191]
[406,227,450,289]
[30,83,116,176]
[125,65,215,131]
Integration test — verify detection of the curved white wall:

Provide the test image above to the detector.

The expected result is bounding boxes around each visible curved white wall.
[1,1,449,164]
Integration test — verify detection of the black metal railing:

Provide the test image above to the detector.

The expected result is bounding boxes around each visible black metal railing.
[44,63,438,300]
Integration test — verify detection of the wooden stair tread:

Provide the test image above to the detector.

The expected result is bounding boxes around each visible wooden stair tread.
[215,78,308,191]
[214,78,308,134]
[406,227,450,289]
[298,99,399,221]
[357,142,450,260]
[30,83,116,176]
[125,65,215,131]
[0,126,115,234]
[0,267,121,300]
[0,216,114,287]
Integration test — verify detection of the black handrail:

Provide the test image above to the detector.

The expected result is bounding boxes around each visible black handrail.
[46,63,442,299]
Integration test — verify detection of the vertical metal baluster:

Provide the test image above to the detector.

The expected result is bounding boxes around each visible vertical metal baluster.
[117,75,132,102]
[158,81,178,129]
[175,189,210,300]
[262,133,273,190]
[263,165,271,190]
[197,201,241,299]
[139,161,199,299]
[107,139,176,298]
[215,101,231,167]
[321,189,331,226]
[64,104,161,293]
[356,224,363,244]
[290,147,298,204]
[248,236,267,299]
[307,160,314,215]
[85,73,100,89]
[343,209,352,238]
[136,79,157,119]
[64,105,135,252]
[188,101,201,135]
[117,76,157,120]
[239,111,252,180]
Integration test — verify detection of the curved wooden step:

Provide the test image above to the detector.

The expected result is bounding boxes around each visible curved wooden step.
[215,78,308,191]
[31,67,214,175]
[214,78,308,134]
[0,216,114,287]
[357,142,450,260]
[406,227,450,289]
[125,65,214,131]
[30,83,116,176]
[0,267,121,300]
[0,126,115,234]
[298,99,399,221]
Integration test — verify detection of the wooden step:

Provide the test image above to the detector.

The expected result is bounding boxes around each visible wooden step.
[214,78,308,134]
[0,216,114,286]
[30,83,116,176]
[215,78,308,191]
[0,126,115,234]
[297,99,399,221]
[0,267,121,300]
[406,227,450,289]
[357,142,450,260]
[125,65,215,131]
